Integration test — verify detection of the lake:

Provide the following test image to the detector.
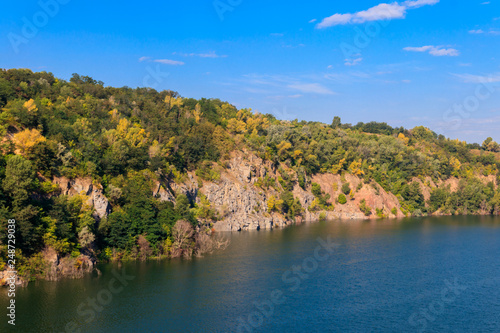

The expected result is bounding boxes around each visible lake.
[2,216,500,332]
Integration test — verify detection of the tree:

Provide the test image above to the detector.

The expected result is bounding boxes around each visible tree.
[483,137,500,152]
[12,128,47,156]
[428,187,448,213]
[0,78,14,107]
[227,118,246,134]
[331,116,341,129]
[483,137,493,150]
[78,226,95,249]
[106,211,131,249]
[3,155,36,208]
[171,220,194,258]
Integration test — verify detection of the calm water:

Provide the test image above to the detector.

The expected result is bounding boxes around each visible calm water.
[2,216,500,333]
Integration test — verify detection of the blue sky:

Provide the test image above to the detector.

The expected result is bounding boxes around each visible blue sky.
[1,0,500,143]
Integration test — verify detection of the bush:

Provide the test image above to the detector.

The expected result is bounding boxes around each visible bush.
[359,199,371,216]
[341,183,350,195]
[375,208,385,218]
[338,194,347,205]
[311,182,322,197]
[412,209,423,217]
[195,161,221,182]
[298,174,306,189]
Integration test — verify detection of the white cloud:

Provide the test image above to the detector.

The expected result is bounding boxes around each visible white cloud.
[404,45,459,56]
[316,0,439,28]
[309,19,317,23]
[481,1,491,4]
[139,56,185,65]
[404,0,440,8]
[428,48,459,56]
[267,94,303,101]
[403,45,434,52]
[453,72,500,83]
[355,3,406,22]
[173,51,227,58]
[469,29,500,35]
[153,59,185,65]
[317,13,354,27]
[345,57,363,66]
[287,83,336,95]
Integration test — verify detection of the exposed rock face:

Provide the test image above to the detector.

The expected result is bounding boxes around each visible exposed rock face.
[47,150,410,232]
[0,247,96,285]
[49,150,488,234]
[0,270,28,287]
[153,182,176,202]
[42,247,95,281]
[53,176,111,219]
[204,176,273,231]
[201,152,291,231]
[201,152,409,230]
[91,187,112,219]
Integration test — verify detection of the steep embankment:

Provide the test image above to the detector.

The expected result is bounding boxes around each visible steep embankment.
[44,150,499,235]
[45,150,482,235]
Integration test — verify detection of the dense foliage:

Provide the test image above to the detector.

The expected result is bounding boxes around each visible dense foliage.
[1,69,500,270]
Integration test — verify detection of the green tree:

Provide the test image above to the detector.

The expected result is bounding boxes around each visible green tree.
[331,116,341,129]
[3,155,36,208]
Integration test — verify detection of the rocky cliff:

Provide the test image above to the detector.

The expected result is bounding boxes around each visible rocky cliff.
[149,151,406,231]
[46,151,498,234]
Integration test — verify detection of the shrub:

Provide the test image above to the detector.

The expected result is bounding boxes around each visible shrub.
[359,199,371,216]
[375,208,385,218]
[311,182,322,197]
[195,161,221,182]
[341,182,351,195]
[338,194,347,205]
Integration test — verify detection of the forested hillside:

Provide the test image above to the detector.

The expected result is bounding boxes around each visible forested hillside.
[1,68,500,281]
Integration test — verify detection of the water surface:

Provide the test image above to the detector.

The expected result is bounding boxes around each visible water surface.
[2,216,500,332]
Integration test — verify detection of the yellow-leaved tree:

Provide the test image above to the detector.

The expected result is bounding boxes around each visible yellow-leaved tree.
[449,157,462,177]
[164,95,183,110]
[23,99,38,113]
[106,118,150,148]
[13,128,46,155]
[227,118,246,134]
[193,103,203,123]
[277,141,292,160]
[397,133,409,145]
[348,159,364,176]
[267,195,276,213]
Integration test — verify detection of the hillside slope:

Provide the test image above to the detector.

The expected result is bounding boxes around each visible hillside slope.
[1,68,500,283]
